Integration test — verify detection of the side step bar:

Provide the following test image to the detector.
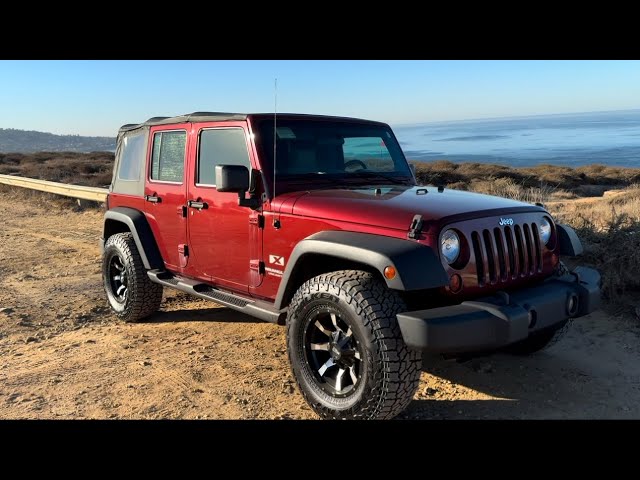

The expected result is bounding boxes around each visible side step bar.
[147,270,285,324]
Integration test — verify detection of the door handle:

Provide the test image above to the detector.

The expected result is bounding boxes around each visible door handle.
[145,194,162,203]
[188,200,208,210]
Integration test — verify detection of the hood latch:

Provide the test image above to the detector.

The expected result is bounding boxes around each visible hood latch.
[407,214,423,239]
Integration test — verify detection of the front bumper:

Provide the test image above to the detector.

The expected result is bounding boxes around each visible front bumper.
[396,266,601,354]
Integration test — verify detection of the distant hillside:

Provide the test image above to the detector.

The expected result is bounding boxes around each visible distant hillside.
[0,128,115,153]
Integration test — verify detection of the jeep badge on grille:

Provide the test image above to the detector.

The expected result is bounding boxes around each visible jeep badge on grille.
[499,218,514,226]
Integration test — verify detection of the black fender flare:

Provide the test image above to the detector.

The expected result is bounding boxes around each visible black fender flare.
[274,231,449,309]
[556,224,583,257]
[101,207,164,270]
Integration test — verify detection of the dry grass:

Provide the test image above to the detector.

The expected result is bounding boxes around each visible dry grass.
[0,184,97,212]
[0,151,113,188]
[412,160,640,201]
[548,188,640,310]
[469,177,559,204]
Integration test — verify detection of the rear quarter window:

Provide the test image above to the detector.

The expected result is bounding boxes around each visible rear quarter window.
[117,131,146,181]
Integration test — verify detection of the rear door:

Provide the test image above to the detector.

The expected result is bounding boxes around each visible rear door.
[185,122,261,291]
[144,124,190,272]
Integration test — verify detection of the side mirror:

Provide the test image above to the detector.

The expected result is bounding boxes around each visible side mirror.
[216,164,249,193]
[215,164,260,210]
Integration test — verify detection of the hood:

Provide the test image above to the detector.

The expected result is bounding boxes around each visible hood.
[282,186,545,231]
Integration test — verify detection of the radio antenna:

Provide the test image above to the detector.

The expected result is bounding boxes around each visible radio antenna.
[273,78,277,200]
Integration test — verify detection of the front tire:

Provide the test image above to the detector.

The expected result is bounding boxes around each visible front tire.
[102,232,163,323]
[286,270,421,420]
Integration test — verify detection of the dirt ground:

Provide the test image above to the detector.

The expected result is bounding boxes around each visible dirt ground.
[1,190,639,420]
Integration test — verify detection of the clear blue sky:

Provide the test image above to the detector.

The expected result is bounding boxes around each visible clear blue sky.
[1,60,639,137]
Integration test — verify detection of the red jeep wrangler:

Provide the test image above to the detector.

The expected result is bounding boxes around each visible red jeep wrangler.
[101,112,600,419]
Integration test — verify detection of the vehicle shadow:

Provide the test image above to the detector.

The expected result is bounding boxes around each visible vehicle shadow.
[399,346,636,419]
[146,307,263,324]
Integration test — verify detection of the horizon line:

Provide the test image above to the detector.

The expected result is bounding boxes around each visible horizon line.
[2,106,640,138]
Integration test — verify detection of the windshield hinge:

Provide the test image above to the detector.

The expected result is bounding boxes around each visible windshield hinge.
[407,214,423,239]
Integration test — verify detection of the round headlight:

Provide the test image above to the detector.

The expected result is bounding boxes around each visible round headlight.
[441,230,460,264]
[539,217,552,245]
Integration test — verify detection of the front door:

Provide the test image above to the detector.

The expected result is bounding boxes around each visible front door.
[186,123,258,292]
[144,125,190,272]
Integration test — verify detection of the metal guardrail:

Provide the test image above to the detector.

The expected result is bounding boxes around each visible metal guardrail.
[0,174,108,202]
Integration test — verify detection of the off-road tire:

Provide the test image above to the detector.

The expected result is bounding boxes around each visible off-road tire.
[286,270,421,420]
[504,319,572,355]
[102,232,163,323]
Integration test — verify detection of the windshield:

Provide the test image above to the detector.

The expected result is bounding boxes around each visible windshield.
[253,118,415,195]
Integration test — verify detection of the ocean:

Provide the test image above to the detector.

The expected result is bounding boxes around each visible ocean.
[393,109,640,168]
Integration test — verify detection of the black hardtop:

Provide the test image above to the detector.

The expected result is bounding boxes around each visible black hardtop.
[118,112,387,133]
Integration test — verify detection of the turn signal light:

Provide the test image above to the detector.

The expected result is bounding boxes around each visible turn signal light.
[449,274,462,293]
[384,266,397,280]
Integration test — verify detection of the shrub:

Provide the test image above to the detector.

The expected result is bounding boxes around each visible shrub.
[413,160,640,198]
[564,210,640,304]
[0,151,114,187]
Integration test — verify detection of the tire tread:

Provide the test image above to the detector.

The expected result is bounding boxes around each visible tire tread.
[286,270,421,419]
[103,232,163,323]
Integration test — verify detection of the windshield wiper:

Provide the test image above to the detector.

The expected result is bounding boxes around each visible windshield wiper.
[278,173,337,183]
[276,171,413,187]
[349,171,414,185]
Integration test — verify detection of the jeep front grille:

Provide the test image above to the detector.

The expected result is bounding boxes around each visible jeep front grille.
[471,222,543,286]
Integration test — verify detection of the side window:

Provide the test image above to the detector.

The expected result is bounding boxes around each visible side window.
[198,128,251,185]
[343,137,395,172]
[117,130,146,181]
[150,130,186,183]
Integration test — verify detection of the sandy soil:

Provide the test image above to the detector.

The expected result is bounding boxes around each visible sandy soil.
[1,191,639,419]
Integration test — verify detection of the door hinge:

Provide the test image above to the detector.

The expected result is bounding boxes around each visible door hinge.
[178,244,189,268]
[249,214,265,229]
[250,260,266,274]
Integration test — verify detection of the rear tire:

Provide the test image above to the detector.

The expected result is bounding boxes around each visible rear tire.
[286,270,421,420]
[102,232,163,323]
